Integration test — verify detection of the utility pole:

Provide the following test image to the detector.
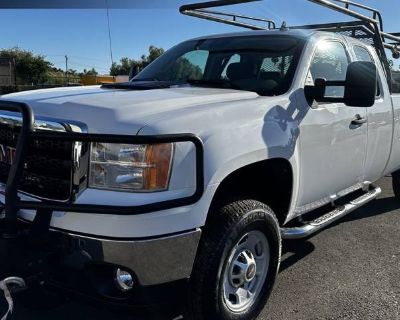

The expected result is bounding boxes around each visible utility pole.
[65,55,69,85]
[13,58,17,88]
[8,60,12,86]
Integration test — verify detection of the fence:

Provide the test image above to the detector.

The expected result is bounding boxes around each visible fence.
[0,74,83,95]
[0,83,83,95]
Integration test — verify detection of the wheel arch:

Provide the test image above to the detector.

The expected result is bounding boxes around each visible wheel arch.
[207,158,294,225]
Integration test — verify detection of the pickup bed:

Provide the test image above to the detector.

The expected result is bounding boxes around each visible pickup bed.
[0,1,400,319]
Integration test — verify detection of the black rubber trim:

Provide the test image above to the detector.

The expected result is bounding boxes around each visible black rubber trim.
[18,217,199,242]
[179,0,258,12]
[0,100,205,236]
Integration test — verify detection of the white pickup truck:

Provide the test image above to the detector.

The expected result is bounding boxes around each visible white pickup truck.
[0,1,400,319]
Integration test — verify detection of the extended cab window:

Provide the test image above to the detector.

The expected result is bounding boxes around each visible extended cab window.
[393,72,400,94]
[308,41,349,98]
[354,46,373,62]
[135,36,305,96]
[385,48,400,93]
[353,45,381,96]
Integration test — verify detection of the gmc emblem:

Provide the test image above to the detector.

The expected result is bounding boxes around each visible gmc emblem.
[0,145,16,165]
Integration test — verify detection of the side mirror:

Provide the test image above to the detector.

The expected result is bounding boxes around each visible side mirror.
[129,66,140,81]
[304,78,326,103]
[344,61,377,107]
[304,61,377,107]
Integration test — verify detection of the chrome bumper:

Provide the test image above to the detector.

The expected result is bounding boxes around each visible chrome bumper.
[62,228,202,286]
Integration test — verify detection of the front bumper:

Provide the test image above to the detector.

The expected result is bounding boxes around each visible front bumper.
[56,227,202,286]
[0,218,201,307]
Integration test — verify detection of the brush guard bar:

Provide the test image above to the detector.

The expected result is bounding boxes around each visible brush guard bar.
[0,101,205,238]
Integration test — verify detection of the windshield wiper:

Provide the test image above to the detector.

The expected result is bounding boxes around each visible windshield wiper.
[102,81,171,90]
[186,79,242,90]
[131,77,160,82]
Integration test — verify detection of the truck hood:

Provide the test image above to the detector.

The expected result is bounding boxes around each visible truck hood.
[0,85,258,134]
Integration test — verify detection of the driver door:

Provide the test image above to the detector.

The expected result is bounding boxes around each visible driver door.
[295,40,368,213]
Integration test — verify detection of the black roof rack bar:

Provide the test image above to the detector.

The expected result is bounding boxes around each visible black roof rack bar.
[192,9,275,29]
[180,0,259,11]
[292,20,371,31]
[179,0,261,12]
[382,32,400,43]
[180,0,275,30]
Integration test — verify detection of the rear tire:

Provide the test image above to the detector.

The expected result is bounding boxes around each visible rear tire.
[186,199,281,320]
[392,170,400,199]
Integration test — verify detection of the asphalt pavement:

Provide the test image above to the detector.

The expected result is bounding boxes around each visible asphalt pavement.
[1,176,399,319]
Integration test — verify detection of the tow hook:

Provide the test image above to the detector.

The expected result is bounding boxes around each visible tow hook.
[0,277,27,320]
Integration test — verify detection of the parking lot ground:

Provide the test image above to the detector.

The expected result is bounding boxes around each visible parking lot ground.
[1,176,400,319]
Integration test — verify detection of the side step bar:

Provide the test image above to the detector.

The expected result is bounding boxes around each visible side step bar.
[281,186,381,240]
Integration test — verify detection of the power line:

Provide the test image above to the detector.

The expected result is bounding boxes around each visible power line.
[105,0,114,65]
[68,62,109,73]
[46,54,110,63]
[68,55,110,63]
[69,61,106,69]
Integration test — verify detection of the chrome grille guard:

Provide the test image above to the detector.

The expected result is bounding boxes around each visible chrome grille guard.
[0,100,204,238]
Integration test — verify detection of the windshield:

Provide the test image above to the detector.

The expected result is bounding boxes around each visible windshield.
[134,35,304,96]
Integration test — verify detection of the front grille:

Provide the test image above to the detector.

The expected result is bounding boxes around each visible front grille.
[0,123,74,201]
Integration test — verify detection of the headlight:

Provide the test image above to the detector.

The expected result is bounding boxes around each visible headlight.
[89,143,173,192]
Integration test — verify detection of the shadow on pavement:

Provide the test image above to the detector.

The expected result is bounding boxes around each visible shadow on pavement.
[340,196,399,223]
[280,240,315,273]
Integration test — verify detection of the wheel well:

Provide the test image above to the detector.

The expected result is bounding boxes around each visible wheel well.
[208,158,293,225]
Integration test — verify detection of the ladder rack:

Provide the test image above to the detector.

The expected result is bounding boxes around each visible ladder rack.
[179,0,400,58]
[310,0,400,55]
[179,0,275,30]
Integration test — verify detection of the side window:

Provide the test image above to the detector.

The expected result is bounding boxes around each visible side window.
[308,41,349,98]
[354,46,373,62]
[260,56,293,75]
[221,54,241,79]
[386,48,400,94]
[393,72,400,94]
[353,45,381,96]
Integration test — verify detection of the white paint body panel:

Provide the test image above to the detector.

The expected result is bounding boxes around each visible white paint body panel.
[0,30,399,238]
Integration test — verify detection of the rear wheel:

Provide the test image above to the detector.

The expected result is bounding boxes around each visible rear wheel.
[392,170,400,199]
[187,200,281,320]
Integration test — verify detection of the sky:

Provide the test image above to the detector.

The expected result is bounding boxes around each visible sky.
[0,0,398,74]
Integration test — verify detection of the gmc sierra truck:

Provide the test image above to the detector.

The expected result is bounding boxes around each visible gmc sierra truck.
[0,0,400,319]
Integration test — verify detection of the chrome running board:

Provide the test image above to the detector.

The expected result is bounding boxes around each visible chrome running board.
[281,186,381,240]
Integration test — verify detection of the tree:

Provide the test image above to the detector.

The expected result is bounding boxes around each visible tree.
[110,45,165,76]
[0,47,52,85]
[83,68,98,76]
[169,57,203,81]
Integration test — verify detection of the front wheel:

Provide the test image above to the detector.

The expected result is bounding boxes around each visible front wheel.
[186,200,281,320]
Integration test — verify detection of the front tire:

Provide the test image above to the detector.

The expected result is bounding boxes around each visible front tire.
[187,200,281,320]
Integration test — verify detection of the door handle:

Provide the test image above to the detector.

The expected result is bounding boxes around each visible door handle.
[351,114,367,125]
